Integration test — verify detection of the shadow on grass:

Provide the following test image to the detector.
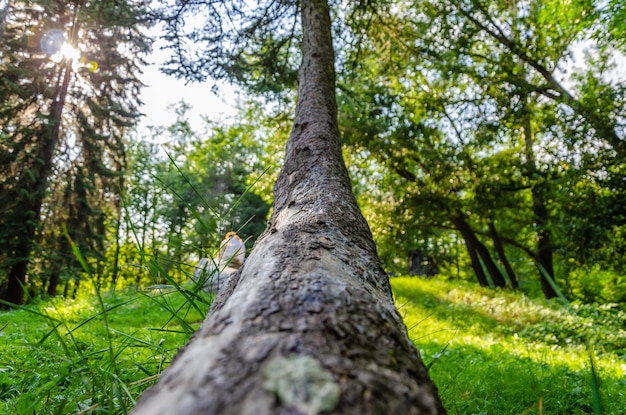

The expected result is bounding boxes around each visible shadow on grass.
[422,341,617,415]
[393,276,626,352]
[390,277,626,415]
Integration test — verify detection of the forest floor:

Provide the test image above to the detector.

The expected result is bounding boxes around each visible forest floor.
[0,277,624,414]
[392,277,626,414]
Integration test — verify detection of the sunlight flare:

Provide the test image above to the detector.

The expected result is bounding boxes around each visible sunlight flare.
[41,29,98,72]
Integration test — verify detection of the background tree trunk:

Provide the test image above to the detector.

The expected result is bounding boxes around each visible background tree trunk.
[521,102,558,299]
[131,0,445,414]
[47,267,61,297]
[4,259,28,306]
[488,222,519,289]
[451,214,506,288]
[458,233,490,287]
[1,60,71,306]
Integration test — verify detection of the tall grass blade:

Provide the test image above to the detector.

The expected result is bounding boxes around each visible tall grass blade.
[588,347,604,415]
[536,262,569,305]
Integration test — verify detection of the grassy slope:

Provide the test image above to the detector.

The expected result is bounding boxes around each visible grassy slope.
[0,278,624,414]
[392,277,626,415]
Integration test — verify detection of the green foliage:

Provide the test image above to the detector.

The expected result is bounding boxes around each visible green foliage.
[597,0,626,52]
[1,100,272,297]
[118,102,271,286]
[392,276,626,414]
[556,173,626,272]
[567,266,626,307]
[155,0,300,100]
[333,0,626,299]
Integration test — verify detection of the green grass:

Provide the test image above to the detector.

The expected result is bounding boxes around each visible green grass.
[392,277,626,415]
[0,287,210,414]
[1,277,624,414]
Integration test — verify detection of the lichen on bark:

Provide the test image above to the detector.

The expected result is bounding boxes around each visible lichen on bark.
[263,355,340,415]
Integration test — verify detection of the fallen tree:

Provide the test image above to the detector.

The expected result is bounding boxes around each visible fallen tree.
[131,1,445,413]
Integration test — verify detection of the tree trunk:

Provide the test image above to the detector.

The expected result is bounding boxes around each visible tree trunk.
[409,249,439,277]
[3,260,28,306]
[532,181,557,299]
[1,60,72,307]
[131,1,445,414]
[474,237,507,289]
[458,232,490,287]
[71,277,80,299]
[488,222,519,289]
[521,102,558,299]
[451,214,507,288]
[63,277,70,298]
[47,267,61,297]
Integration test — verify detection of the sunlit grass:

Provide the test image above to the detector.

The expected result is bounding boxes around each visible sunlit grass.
[0,288,209,414]
[392,276,626,415]
[1,276,624,414]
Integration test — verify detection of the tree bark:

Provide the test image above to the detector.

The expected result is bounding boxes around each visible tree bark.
[521,103,558,299]
[4,259,28,306]
[131,1,445,414]
[1,60,72,306]
[530,181,557,299]
[457,231,490,287]
[451,214,507,288]
[488,222,519,289]
[47,267,61,297]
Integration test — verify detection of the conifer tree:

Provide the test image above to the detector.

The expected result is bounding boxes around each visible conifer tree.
[0,0,150,304]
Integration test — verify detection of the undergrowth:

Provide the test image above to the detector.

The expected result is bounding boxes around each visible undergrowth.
[392,276,626,415]
[0,276,624,414]
[0,287,210,414]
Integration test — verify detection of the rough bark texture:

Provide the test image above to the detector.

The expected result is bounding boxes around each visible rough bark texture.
[131,0,445,414]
